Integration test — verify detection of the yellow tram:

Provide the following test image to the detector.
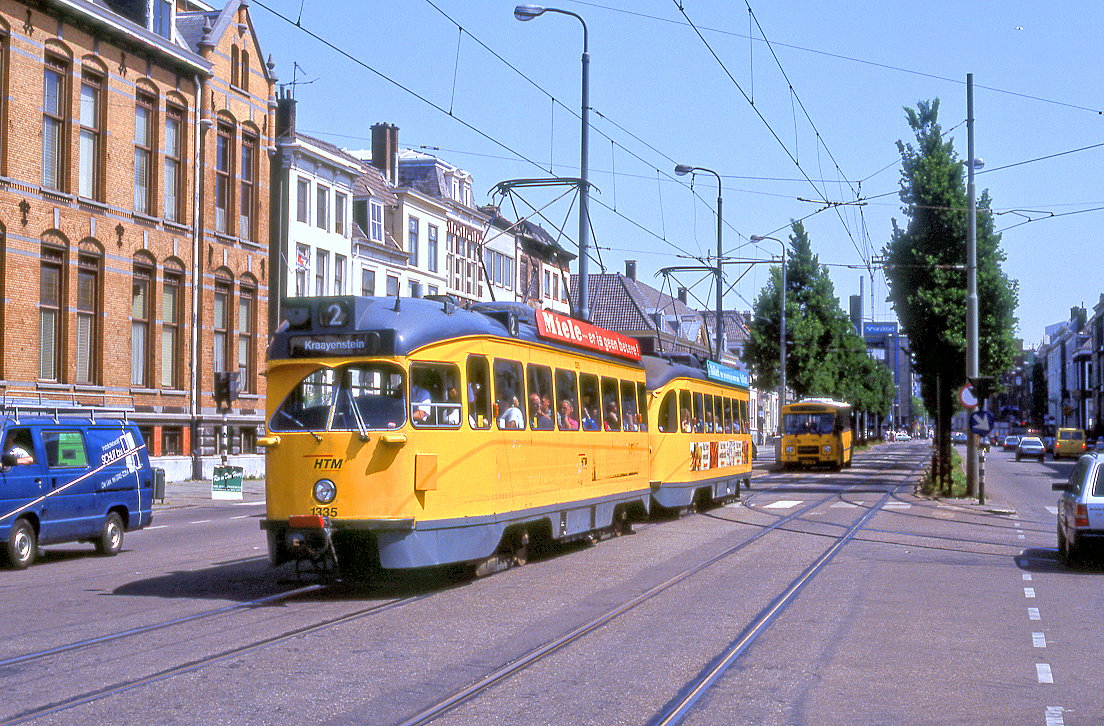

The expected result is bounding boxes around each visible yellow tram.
[260,296,756,575]
[779,398,853,470]
[260,297,652,573]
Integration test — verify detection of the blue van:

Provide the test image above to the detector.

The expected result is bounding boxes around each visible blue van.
[0,413,154,569]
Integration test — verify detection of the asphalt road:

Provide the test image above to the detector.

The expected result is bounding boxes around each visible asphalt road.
[0,442,1096,725]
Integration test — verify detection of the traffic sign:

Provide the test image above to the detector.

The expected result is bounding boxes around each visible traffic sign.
[969,410,996,436]
[959,384,978,409]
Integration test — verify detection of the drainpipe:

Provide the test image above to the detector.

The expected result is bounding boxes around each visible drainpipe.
[190,73,209,480]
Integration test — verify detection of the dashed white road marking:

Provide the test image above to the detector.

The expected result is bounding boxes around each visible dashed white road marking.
[883,502,912,509]
[1023,573,1032,581]
[1018,533,1026,539]
[829,501,859,508]
[231,501,266,506]
[190,519,211,524]
[230,514,252,520]
[764,500,803,509]
[1024,587,1036,598]
[1028,608,1041,620]
[1045,706,1065,725]
[1033,632,1047,648]
[146,525,168,530]
[1036,663,1054,684]
[1045,506,1059,515]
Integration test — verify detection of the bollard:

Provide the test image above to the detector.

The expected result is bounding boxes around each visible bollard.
[978,448,986,505]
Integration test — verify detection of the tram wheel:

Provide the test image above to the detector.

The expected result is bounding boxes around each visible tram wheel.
[512,531,530,566]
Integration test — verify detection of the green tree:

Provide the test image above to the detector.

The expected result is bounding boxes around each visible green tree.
[745,221,893,422]
[885,99,1018,490]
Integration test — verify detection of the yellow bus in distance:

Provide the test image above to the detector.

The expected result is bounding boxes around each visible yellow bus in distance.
[780,398,853,470]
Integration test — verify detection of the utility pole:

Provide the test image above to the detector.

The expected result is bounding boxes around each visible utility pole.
[966,73,979,499]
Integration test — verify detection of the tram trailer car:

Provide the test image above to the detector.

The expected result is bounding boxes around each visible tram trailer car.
[643,357,753,510]
[261,296,658,574]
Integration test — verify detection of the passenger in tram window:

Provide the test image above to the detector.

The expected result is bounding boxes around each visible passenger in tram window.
[680,408,693,433]
[497,396,524,430]
[441,382,461,426]
[410,370,436,423]
[582,405,600,431]
[559,399,579,430]
[604,401,621,431]
[530,393,553,430]
[704,411,715,433]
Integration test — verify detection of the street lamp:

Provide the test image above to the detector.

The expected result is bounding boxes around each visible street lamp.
[514,4,592,321]
[751,234,787,432]
[675,164,724,359]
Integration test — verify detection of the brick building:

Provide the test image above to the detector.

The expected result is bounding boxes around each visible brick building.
[0,0,275,480]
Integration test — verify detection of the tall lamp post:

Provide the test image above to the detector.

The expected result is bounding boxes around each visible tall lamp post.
[674,164,723,359]
[514,4,592,321]
[751,235,787,432]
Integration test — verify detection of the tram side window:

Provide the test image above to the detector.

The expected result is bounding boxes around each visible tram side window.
[409,363,461,428]
[555,368,580,431]
[527,364,555,430]
[738,399,750,434]
[657,391,677,432]
[620,380,638,431]
[636,382,649,432]
[601,376,621,431]
[679,390,692,433]
[722,398,733,433]
[580,374,600,431]
[693,392,705,433]
[703,394,715,432]
[494,359,525,430]
[467,355,490,429]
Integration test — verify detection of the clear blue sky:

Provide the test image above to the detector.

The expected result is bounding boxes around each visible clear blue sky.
[251,1,1103,348]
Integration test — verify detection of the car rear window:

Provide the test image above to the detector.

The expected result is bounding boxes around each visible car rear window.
[1060,431,1083,440]
[1094,466,1104,497]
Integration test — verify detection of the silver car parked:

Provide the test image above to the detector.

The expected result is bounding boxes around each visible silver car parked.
[1052,452,1104,562]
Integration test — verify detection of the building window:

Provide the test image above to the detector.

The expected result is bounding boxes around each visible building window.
[239,133,257,240]
[296,177,310,223]
[335,192,347,236]
[213,278,231,373]
[386,275,399,298]
[75,253,101,384]
[78,70,104,200]
[316,185,329,231]
[152,0,173,38]
[161,269,182,389]
[428,225,439,273]
[361,267,376,296]
[240,51,250,93]
[238,284,255,393]
[42,57,68,191]
[0,32,7,173]
[295,244,309,296]
[409,280,422,298]
[315,250,328,296]
[335,254,346,295]
[215,124,233,233]
[370,201,383,242]
[408,217,419,267]
[161,427,182,455]
[39,247,65,380]
[134,93,155,215]
[230,46,240,88]
[544,270,551,298]
[164,106,184,222]
[131,260,153,386]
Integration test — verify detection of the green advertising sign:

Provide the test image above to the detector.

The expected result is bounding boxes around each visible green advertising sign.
[212,465,244,501]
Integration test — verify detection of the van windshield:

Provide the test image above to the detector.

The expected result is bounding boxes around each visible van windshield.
[270,363,406,432]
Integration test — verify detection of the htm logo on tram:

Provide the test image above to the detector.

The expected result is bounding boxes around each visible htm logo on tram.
[312,457,343,470]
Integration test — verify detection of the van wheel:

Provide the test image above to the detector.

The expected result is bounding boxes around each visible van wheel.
[6,519,37,569]
[95,513,125,556]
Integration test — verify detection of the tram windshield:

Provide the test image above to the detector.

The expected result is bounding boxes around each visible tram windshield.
[270,363,407,432]
[783,412,837,436]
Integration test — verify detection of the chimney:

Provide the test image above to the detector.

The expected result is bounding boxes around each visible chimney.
[625,260,637,281]
[677,287,688,304]
[275,88,296,141]
[371,123,399,185]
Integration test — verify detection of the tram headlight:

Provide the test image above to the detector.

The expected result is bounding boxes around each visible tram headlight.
[823,445,832,454]
[785,445,794,454]
[313,479,337,504]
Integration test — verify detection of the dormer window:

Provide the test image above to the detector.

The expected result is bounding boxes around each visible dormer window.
[151,0,174,39]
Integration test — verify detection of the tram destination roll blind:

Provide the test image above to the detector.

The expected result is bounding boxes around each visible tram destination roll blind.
[288,332,384,357]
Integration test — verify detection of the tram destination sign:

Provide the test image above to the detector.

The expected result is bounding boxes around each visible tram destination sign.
[288,332,386,358]
[706,361,749,388]
[535,310,642,362]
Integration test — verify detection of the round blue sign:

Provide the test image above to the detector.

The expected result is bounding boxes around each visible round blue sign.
[969,410,996,436]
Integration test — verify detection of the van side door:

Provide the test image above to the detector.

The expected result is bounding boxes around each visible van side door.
[40,429,97,542]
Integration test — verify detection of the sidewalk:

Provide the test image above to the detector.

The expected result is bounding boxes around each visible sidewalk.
[154,478,267,510]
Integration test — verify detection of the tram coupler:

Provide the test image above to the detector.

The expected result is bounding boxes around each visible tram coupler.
[286,515,337,578]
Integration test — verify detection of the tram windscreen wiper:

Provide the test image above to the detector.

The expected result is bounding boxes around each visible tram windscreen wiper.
[344,389,371,442]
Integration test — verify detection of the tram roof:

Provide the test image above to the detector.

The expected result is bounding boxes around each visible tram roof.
[642,355,746,392]
[268,296,642,366]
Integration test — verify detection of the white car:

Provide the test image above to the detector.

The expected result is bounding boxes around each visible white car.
[896,431,911,442]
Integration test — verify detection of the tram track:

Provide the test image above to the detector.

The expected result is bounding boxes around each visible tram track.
[396,453,926,725]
